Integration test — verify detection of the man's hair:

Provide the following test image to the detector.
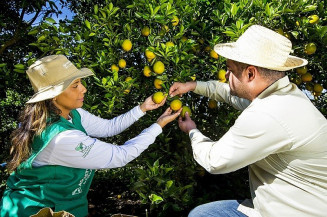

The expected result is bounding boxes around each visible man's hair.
[234,60,285,83]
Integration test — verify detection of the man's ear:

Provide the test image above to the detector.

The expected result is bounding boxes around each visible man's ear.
[246,66,257,82]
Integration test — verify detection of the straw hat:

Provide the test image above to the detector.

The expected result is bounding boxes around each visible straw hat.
[214,25,308,71]
[26,55,94,103]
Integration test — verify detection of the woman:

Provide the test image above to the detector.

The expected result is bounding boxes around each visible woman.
[0,55,181,217]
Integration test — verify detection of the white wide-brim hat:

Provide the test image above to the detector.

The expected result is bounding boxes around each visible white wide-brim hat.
[26,55,94,104]
[214,25,308,71]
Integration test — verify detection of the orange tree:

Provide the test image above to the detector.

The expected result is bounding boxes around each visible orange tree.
[1,0,326,216]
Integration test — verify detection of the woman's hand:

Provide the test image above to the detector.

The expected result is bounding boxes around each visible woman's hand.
[140,95,166,113]
[156,107,182,128]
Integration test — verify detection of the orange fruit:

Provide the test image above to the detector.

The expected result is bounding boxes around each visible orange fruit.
[304,43,316,55]
[125,76,132,82]
[181,106,192,118]
[308,15,319,24]
[301,73,313,82]
[152,91,166,104]
[141,26,150,36]
[153,61,165,74]
[118,59,126,68]
[210,50,218,59]
[143,66,151,77]
[145,49,156,59]
[208,99,217,109]
[154,78,163,89]
[166,41,174,47]
[170,99,182,111]
[313,84,323,93]
[217,69,226,80]
[122,39,132,52]
[296,66,307,75]
[111,64,119,72]
[124,89,130,94]
[172,16,179,26]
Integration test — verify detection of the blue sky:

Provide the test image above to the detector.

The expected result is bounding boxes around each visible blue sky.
[23,1,75,25]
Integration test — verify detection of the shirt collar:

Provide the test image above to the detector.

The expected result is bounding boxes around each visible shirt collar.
[256,76,290,99]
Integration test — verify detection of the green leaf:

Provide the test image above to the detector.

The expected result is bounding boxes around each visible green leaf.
[13,69,25,73]
[302,5,317,12]
[45,17,56,24]
[153,6,160,15]
[37,35,47,42]
[28,29,39,35]
[14,64,25,69]
[85,20,91,30]
[89,32,96,37]
[149,194,164,204]
[94,5,98,14]
[0,63,7,67]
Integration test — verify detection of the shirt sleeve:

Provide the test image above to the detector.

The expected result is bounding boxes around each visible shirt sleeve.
[194,80,251,111]
[189,109,293,174]
[77,106,145,137]
[33,123,162,169]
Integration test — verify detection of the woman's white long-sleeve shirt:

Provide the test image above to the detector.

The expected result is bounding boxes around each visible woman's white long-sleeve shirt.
[191,76,327,217]
[33,106,162,169]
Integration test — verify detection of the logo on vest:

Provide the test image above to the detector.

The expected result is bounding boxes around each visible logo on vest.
[75,142,95,158]
[72,169,93,196]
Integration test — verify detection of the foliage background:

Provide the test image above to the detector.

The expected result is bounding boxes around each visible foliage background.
[1,0,326,216]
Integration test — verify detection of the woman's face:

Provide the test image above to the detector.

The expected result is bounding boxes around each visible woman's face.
[53,78,87,119]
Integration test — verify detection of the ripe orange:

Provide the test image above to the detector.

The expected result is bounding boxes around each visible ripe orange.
[122,39,132,52]
[301,73,313,82]
[154,78,163,89]
[308,15,319,24]
[145,49,156,59]
[181,106,192,118]
[210,50,219,59]
[125,76,132,82]
[208,99,217,109]
[153,61,165,74]
[304,43,316,55]
[172,16,179,26]
[296,66,307,75]
[152,91,166,104]
[118,59,126,68]
[143,66,151,77]
[141,26,150,36]
[111,64,119,72]
[217,69,226,80]
[305,83,313,91]
[170,99,182,111]
[166,41,174,47]
[313,84,323,93]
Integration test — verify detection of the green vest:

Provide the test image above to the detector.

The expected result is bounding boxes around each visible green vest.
[0,110,95,217]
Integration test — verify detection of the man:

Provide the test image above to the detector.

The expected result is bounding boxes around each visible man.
[169,25,327,217]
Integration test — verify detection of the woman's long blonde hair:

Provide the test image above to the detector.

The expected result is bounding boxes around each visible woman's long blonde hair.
[7,100,60,172]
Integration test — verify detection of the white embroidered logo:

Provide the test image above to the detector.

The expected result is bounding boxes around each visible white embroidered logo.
[72,169,92,195]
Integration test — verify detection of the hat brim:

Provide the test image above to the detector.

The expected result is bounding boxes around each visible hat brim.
[214,43,308,71]
[26,68,94,104]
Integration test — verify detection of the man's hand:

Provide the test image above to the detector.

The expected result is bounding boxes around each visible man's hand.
[178,112,197,133]
[156,107,182,128]
[140,94,166,113]
[169,81,197,97]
